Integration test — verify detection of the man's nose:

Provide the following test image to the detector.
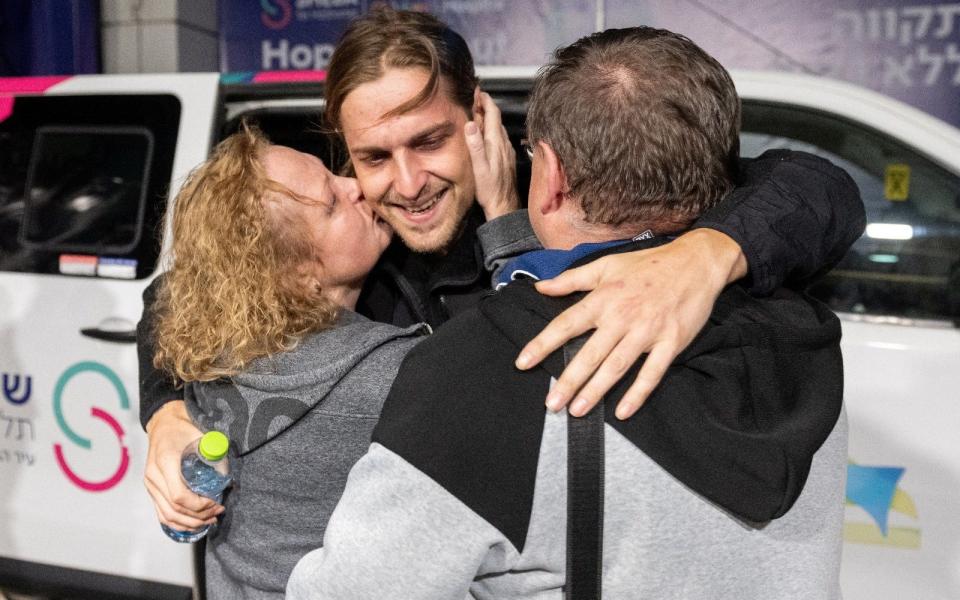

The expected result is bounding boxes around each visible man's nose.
[392,151,428,201]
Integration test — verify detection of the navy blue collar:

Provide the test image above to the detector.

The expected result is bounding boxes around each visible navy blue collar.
[495,230,656,289]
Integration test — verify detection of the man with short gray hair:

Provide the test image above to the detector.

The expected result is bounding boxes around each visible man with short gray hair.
[287,26,846,600]
[524,24,742,231]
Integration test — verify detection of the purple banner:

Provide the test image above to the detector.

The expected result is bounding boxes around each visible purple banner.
[219,1,960,128]
[606,0,960,129]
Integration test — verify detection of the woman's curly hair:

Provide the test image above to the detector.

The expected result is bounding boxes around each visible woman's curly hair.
[153,123,339,383]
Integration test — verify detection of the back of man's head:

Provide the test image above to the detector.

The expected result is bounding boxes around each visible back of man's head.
[325,6,478,132]
[526,27,741,232]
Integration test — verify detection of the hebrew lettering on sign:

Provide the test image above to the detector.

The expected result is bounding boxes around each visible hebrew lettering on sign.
[0,411,34,441]
[902,6,936,44]
[2,373,32,405]
[885,43,960,86]
[917,45,945,84]
[17,418,34,441]
[835,4,960,49]
[934,4,960,38]
[947,43,960,83]
[882,54,916,85]
[1,411,12,438]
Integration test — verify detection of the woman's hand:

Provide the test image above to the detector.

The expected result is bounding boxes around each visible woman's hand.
[144,400,224,531]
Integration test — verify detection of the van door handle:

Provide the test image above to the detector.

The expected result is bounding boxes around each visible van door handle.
[80,317,137,344]
[80,327,136,343]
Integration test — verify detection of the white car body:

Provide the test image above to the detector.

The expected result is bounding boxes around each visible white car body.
[0,68,956,598]
[735,70,960,600]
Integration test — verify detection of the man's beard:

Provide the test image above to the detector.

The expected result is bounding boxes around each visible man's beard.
[376,182,474,254]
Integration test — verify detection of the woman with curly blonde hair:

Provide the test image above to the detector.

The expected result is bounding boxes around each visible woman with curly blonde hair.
[144,123,424,599]
[153,124,342,382]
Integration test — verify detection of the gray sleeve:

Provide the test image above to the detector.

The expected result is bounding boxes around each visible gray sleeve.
[286,443,517,600]
[476,210,542,285]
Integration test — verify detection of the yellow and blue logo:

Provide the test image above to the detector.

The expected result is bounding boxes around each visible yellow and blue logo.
[844,462,920,548]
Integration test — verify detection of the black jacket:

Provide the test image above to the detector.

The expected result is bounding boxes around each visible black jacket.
[355,205,491,328]
[374,237,845,535]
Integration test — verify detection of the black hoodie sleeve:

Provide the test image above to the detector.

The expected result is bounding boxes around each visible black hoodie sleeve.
[694,149,866,295]
[137,275,182,430]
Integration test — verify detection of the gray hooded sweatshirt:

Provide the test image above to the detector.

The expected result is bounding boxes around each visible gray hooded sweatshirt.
[184,311,425,600]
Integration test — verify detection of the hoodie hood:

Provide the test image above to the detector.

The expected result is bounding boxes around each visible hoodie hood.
[479,239,844,522]
[185,310,427,455]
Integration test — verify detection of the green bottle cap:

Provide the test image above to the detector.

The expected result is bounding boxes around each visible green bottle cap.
[198,431,229,461]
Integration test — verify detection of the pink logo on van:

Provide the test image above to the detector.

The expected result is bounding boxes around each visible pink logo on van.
[52,362,131,492]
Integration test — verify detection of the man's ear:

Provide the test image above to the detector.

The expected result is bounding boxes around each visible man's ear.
[539,141,567,215]
[472,86,484,130]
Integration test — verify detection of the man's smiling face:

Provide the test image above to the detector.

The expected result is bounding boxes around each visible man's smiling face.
[339,67,477,253]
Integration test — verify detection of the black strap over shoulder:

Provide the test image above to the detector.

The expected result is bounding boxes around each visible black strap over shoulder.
[564,336,604,600]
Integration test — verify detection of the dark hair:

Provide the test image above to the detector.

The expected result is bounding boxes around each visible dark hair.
[526,27,741,231]
[324,6,478,132]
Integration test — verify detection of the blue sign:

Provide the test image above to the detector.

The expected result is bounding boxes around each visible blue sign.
[219,0,361,71]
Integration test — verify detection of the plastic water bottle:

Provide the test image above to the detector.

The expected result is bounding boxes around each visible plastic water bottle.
[161,430,232,543]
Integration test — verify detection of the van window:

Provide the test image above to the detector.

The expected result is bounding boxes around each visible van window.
[22,126,153,253]
[741,102,960,323]
[0,94,180,279]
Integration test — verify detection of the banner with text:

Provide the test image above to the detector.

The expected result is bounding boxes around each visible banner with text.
[219,1,960,127]
[219,0,597,72]
[606,0,960,131]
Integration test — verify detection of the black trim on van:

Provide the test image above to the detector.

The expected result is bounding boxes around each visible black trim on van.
[0,557,192,600]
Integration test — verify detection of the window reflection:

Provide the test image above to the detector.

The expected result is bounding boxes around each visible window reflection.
[22,127,151,253]
[0,94,179,279]
[741,102,960,323]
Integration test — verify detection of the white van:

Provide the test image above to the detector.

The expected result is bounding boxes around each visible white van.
[0,69,957,599]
